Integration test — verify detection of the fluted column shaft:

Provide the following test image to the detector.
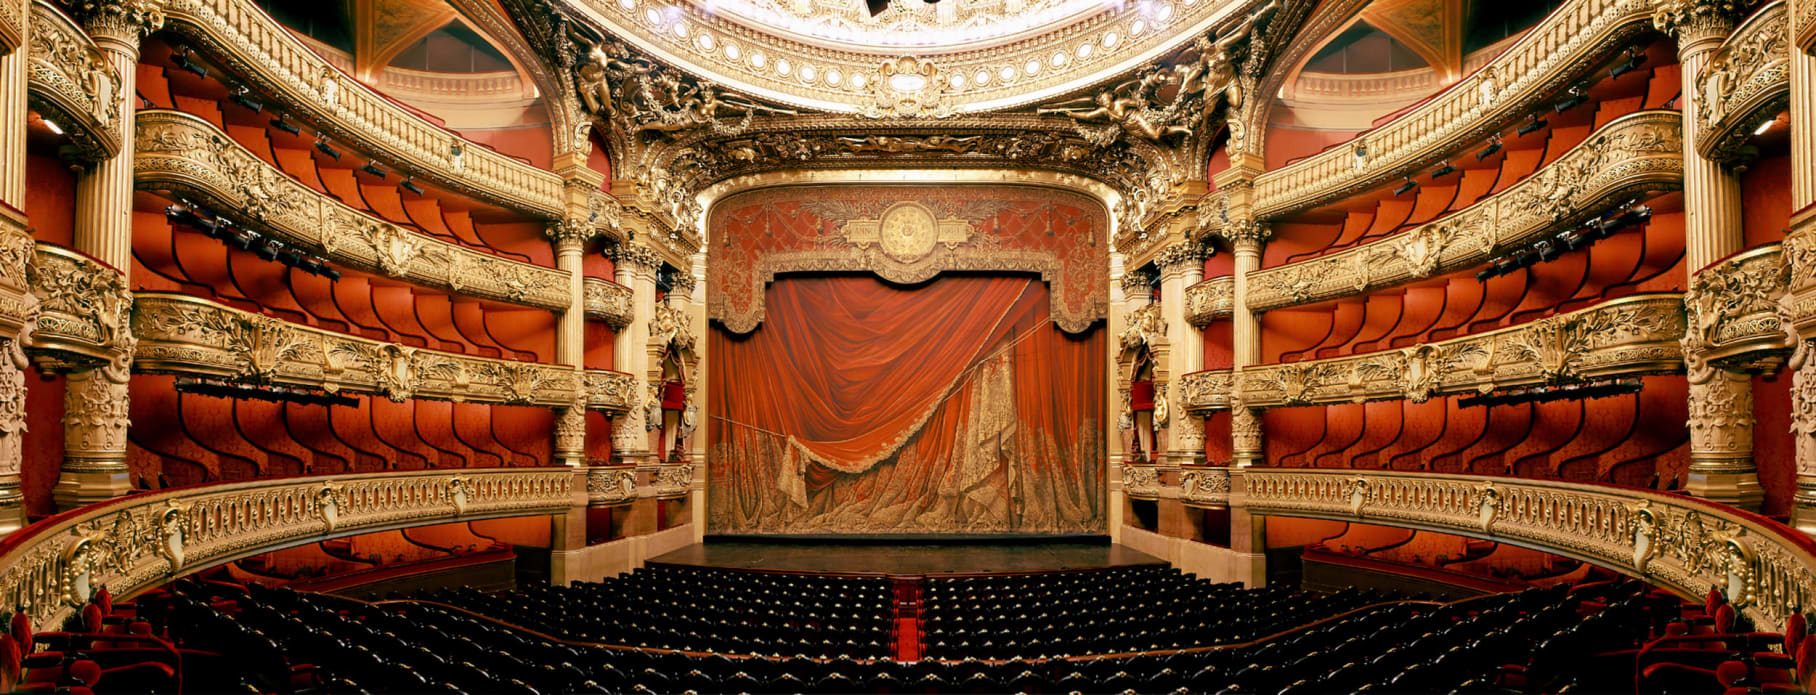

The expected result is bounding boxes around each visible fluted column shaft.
[0,17,25,208]
[1668,10,1763,509]
[1791,4,1816,534]
[1229,228,1267,466]
[1158,245,1205,464]
[551,231,587,467]
[611,247,659,463]
[0,0,29,533]
[57,4,158,510]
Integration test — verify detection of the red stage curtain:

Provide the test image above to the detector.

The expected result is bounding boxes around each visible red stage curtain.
[709,274,1104,534]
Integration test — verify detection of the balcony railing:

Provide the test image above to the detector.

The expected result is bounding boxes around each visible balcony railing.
[1184,275,1234,327]
[27,244,131,366]
[26,0,119,162]
[134,110,571,312]
[583,277,634,328]
[1695,2,1789,163]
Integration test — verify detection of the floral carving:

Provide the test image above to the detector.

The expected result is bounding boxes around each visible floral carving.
[26,1,122,162]
[1694,2,1788,162]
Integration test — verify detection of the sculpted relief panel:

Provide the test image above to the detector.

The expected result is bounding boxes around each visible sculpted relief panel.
[707,185,1108,334]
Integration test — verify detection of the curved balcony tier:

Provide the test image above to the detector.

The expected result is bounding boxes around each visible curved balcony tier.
[134,110,572,312]
[1250,0,1658,220]
[1183,294,1684,412]
[26,0,120,162]
[1241,468,1816,633]
[584,369,640,413]
[158,0,589,228]
[1248,111,1683,312]
[1683,244,1790,374]
[129,293,640,411]
[1184,275,1234,327]
[1695,2,1788,163]
[583,276,634,327]
[0,207,31,343]
[0,468,575,628]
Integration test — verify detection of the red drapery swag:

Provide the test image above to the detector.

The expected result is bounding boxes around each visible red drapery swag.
[709,275,1105,534]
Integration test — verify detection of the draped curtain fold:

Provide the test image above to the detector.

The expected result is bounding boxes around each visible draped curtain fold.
[709,274,1104,535]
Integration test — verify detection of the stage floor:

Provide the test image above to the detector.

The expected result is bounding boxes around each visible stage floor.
[648,541,1165,575]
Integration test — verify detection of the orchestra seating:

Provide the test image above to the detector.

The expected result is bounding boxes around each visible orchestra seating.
[7,566,1801,695]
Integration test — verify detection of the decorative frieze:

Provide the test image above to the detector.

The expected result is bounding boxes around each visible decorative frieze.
[1180,467,1232,507]
[131,293,584,408]
[1682,243,1790,374]
[0,0,22,55]
[583,276,633,327]
[26,243,133,369]
[1181,295,1684,412]
[133,111,571,312]
[583,369,638,413]
[26,0,122,163]
[158,0,567,220]
[1184,275,1234,326]
[1695,2,1789,162]
[0,468,574,629]
[1249,111,1683,311]
[1251,0,1659,219]
[1177,369,1233,412]
[1242,468,1816,633]
[586,466,637,505]
[653,462,693,498]
[1121,463,1161,499]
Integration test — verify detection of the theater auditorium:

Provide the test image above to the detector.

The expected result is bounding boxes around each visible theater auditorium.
[0,0,1814,691]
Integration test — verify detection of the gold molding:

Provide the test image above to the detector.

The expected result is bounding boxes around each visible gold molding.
[158,0,579,225]
[585,465,637,505]
[1185,275,1235,327]
[1183,294,1686,412]
[1180,466,1232,508]
[583,368,639,414]
[1178,368,1233,412]
[582,276,634,327]
[26,0,121,163]
[1248,111,1683,312]
[0,468,576,629]
[1121,463,1162,499]
[0,207,32,344]
[133,110,572,312]
[652,462,693,499]
[1796,0,1816,54]
[1695,2,1789,163]
[0,0,22,55]
[561,0,1258,115]
[1243,468,1816,633]
[1251,0,1658,220]
[697,168,1122,229]
[130,292,595,409]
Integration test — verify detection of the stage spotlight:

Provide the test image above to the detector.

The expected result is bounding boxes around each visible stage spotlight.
[270,114,301,135]
[1431,161,1457,179]
[1392,178,1417,196]
[1474,266,1497,281]
[230,88,264,113]
[1535,240,1561,262]
[1554,90,1587,113]
[359,163,386,178]
[314,137,341,160]
[41,119,63,135]
[400,177,424,195]
[1476,137,1502,161]
[1516,117,1548,136]
[175,49,208,78]
[1610,51,1645,78]
[253,239,281,261]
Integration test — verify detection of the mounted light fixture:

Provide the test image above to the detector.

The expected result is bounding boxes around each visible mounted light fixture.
[176,378,359,407]
[1431,161,1457,179]
[270,114,301,135]
[174,49,208,78]
[314,136,341,160]
[359,163,386,178]
[1554,88,1587,113]
[230,87,263,113]
[1476,136,1502,161]
[41,119,63,135]
[1392,178,1417,196]
[1516,116,1548,136]
[1609,50,1645,78]
[400,177,424,195]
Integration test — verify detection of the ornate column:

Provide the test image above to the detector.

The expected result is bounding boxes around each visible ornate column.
[1660,0,1761,509]
[610,243,660,463]
[0,0,30,533]
[547,218,590,468]
[1116,268,1158,464]
[1227,220,1270,467]
[1790,0,1816,534]
[1156,243,1206,464]
[56,0,160,510]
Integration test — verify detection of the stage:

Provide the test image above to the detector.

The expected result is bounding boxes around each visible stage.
[648,538,1165,575]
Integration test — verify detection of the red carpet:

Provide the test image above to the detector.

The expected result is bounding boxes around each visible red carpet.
[894,617,921,661]
[890,576,924,661]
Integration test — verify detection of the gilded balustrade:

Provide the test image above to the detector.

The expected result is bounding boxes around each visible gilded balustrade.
[1179,466,1232,508]
[1695,2,1789,163]
[1683,244,1791,372]
[583,276,634,328]
[585,465,638,505]
[1250,0,1658,220]
[130,293,613,409]
[133,110,571,312]
[26,0,121,162]
[0,468,575,629]
[1248,111,1683,311]
[1121,463,1162,500]
[1181,294,1685,412]
[1243,468,1816,632]
[26,244,132,367]
[1184,275,1235,327]
[653,463,694,498]
[156,0,573,224]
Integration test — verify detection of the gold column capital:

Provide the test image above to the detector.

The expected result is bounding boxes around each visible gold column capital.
[1655,0,1743,51]
[72,0,164,47]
